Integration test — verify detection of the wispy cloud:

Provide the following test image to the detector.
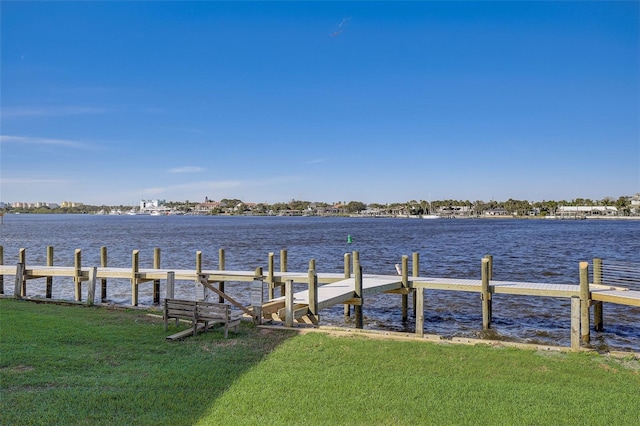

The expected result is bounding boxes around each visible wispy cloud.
[0,135,91,149]
[307,159,325,164]
[1,106,109,118]
[0,177,70,185]
[168,166,205,173]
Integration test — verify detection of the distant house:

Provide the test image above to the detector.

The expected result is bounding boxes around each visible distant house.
[194,200,221,214]
[631,194,640,215]
[485,208,509,216]
[556,206,618,218]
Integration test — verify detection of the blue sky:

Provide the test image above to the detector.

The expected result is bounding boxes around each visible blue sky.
[1,1,638,206]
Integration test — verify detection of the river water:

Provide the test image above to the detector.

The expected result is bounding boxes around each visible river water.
[1,214,638,351]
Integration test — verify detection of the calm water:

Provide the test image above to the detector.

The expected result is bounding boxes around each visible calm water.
[1,214,638,351]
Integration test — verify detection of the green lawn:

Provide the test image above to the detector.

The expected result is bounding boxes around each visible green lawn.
[1,298,638,425]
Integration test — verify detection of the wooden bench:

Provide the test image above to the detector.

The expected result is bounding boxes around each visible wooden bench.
[164,299,241,340]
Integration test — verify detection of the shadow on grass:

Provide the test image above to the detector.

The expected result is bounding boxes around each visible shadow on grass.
[0,298,297,426]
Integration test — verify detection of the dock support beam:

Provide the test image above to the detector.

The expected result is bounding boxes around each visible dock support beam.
[484,255,493,321]
[593,258,603,331]
[579,261,590,344]
[46,246,53,298]
[481,257,491,330]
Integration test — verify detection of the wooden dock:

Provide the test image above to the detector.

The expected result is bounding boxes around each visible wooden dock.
[1,246,639,351]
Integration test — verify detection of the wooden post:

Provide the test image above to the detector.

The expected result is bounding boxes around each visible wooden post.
[412,252,419,315]
[74,249,82,301]
[481,257,491,330]
[579,261,590,344]
[280,249,288,272]
[153,248,161,305]
[14,263,24,299]
[46,246,53,298]
[251,267,264,325]
[268,252,275,299]
[416,286,424,337]
[166,271,175,299]
[571,296,581,351]
[401,255,409,322]
[87,267,97,306]
[131,250,139,306]
[354,262,363,329]
[484,255,493,321]
[100,246,108,302]
[279,249,288,297]
[343,252,351,317]
[285,279,294,327]
[309,258,316,272]
[308,268,318,322]
[0,245,3,294]
[218,248,225,303]
[593,258,603,331]
[196,251,207,301]
[19,248,26,297]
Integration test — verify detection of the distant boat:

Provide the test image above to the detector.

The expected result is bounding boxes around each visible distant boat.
[422,197,440,219]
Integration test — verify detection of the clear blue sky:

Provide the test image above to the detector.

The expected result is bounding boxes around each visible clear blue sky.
[1,1,638,206]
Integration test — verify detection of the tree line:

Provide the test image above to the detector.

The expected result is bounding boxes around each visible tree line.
[2,195,636,216]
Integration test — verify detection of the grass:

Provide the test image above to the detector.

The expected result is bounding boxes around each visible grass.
[1,298,639,425]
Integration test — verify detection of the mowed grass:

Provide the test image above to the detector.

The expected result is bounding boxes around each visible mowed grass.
[1,299,639,425]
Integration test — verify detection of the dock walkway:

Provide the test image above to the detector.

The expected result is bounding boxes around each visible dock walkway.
[1,248,638,351]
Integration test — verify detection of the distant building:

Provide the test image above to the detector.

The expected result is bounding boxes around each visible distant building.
[556,206,618,218]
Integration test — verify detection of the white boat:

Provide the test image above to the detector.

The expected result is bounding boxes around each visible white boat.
[422,214,440,219]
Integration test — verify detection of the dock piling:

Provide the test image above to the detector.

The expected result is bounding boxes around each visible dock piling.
[46,246,53,298]
[19,249,26,297]
[401,255,409,322]
[251,267,264,325]
[308,267,318,325]
[268,252,275,299]
[285,279,294,327]
[481,257,491,330]
[87,267,97,306]
[571,296,581,351]
[14,262,25,299]
[218,249,226,303]
[579,261,590,343]
[354,252,363,329]
[131,250,139,306]
[100,247,108,302]
[343,252,351,317]
[0,246,3,294]
[593,258,604,331]
[74,249,82,301]
[153,248,161,305]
